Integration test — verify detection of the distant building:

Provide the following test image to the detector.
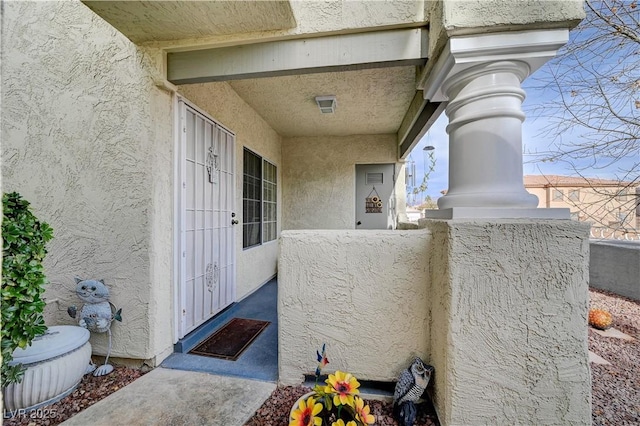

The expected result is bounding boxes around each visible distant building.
[525,175,640,238]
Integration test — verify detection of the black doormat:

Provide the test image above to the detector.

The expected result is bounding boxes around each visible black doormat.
[189,318,270,361]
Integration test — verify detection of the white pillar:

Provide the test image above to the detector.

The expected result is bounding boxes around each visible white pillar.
[421,30,571,219]
[439,60,537,210]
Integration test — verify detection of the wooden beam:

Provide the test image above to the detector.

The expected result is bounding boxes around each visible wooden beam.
[168,28,427,84]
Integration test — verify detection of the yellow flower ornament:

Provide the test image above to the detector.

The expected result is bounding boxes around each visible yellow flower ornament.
[332,420,357,426]
[294,346,376,426]
[325,370,360,407]
[354,396,375,424]
[290,396,323,426]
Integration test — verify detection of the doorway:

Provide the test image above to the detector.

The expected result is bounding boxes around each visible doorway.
[176,100,236,339]
[355,163,396,229]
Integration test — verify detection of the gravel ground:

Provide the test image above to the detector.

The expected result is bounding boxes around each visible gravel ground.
[588,288,640,425]
[3,366,145,426]
[3,288,638,426]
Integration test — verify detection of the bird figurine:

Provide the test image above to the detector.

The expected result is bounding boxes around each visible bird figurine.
[68,277,122,376]
[393,357,434,426]
[316,343,329,376]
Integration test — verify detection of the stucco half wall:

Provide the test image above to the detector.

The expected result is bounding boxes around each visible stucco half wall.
[278,220,592,425]
[278,229,431,384]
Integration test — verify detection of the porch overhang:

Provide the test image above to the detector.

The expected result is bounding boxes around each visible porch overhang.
[167,29,428,84]
[81,0,438,159]
[81,1,297,44]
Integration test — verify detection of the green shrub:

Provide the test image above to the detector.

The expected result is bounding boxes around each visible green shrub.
[1,192,53,386]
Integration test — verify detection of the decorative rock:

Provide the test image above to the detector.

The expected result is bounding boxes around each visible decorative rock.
[589,308,613,330]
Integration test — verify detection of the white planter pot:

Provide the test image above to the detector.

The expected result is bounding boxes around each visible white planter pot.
[3,325,92,412]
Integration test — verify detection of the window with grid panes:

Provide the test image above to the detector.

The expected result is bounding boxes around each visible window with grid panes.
[263,160,277,243]
[243,149,262,248]
[243,148,277,249]
[552,189,563,201]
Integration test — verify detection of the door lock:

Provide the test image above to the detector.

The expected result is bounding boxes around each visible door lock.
[231,219,239,225]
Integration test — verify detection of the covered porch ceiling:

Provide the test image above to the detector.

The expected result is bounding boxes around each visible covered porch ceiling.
[81,0,443,158]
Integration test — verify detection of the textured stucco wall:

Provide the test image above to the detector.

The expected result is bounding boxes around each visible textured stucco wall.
[441,0,584,36]
[423,0,584,89]
[590,240,640,301]
[177,82,282,299]
[1,1,174,362]
[424,219,591,426]
[150,0,426,50]
[278,229,431,385]
[282,134,399,230]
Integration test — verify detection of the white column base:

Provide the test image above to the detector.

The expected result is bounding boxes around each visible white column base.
[424,207,570,220]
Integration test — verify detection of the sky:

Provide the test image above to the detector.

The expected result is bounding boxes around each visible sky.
[406,62,639,204]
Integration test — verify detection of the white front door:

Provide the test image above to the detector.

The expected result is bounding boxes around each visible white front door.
[177,100,236,338]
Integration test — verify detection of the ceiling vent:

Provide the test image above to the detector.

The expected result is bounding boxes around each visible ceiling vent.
[315,95,337,114]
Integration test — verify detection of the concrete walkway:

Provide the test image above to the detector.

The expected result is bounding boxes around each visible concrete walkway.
[61,367,275,426]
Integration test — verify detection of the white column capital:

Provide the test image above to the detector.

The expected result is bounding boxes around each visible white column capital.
[422,28,571,220]
[421,28,569,102]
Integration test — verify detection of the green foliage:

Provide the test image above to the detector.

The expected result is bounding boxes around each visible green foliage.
[1,192,53,387]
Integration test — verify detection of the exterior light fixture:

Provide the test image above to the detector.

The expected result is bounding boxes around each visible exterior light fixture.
[315,95,337,114]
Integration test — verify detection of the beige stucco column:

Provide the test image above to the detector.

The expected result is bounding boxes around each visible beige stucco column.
[424,219,592,425]
[418,26,591,426]
[423,29,571,220]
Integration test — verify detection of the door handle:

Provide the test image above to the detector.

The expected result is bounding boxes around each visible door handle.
[231,219,239,225]
[356,221,362,226]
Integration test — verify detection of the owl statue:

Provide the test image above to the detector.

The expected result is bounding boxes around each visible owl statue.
[393,357,434,426]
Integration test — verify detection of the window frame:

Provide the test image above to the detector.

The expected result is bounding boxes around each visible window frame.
[242,147,277,250]
[552,189,564,201]
[617,189,628,201]
[262,159,277,244]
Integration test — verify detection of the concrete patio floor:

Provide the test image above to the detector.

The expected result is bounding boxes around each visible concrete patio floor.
[60,367,276,426]
[62,279,279,425]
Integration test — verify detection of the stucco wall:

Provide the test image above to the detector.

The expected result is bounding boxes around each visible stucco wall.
[590,240,640,301]
[424,219,591,425]
[150,0,426,50]
[177,82,282,300]
[423,0,584,90]
[278,229,431,385]
[282,134,400,230]
[441,0,584,36]
[1,1,174,362]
